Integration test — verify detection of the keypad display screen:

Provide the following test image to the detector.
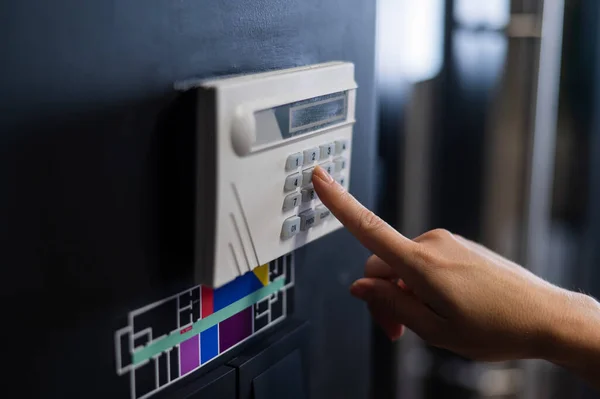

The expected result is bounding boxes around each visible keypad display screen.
[253,91,348,147]
[290,96,346,131]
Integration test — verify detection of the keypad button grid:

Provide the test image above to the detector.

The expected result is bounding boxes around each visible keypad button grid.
[281,138,348,239]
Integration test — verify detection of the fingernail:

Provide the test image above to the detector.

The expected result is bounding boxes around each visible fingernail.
[350,281,367,298]
[313,165,334,184]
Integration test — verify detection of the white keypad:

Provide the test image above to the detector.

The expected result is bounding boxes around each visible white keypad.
[334,157,347,173]
[315,205,331,224]
[286,153,304,171]
[302,168,314,187]
[281,216,301,239]
[303,148,320,165]
[300,209,317,231]
[280,138,349,239]
[321,162,335,176]
[319,143,335,159]
[283,192,301,212]
[284,173,303,192]
[301,187,318,203]
[335,140,348,155]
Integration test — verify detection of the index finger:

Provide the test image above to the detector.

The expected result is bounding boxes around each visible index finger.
[312,166,422,276]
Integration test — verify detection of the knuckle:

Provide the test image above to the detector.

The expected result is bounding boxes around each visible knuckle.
[338,189,354,205]
[366,254,379,264]
[411,245,434,266]
[428,228,453,240]
[356,208,384,234]
[414,228,451,243]
[334,190,354,220]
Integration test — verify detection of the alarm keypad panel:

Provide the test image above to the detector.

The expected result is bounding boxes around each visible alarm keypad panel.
[189,62,356,288]
[280,137,350,239]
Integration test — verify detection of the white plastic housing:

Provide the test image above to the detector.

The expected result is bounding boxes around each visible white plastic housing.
[189,62,357,288]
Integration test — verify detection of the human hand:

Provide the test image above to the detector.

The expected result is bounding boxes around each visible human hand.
[311,166,600,365]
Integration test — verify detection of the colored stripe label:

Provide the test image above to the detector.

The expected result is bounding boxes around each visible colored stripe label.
[201,286,213,317]
[132,278,285,365]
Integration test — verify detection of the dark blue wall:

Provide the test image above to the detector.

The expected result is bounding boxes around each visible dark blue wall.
[0,1,378,398]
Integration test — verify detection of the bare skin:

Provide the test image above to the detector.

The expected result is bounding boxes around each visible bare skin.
[312,165,600,389]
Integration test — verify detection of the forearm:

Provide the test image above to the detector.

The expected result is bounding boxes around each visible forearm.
[542,290,600,389]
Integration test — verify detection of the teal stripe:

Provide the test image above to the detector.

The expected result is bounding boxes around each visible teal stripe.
[132,278,285,365]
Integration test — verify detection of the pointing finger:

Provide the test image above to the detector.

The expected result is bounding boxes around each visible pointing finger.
[312,166,423,277]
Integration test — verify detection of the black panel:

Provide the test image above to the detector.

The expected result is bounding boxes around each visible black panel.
[179,292,192,308]
[269,258,284,282]
[119,332,132,370]
[2,0,377,397]
[191,301,200,322]
[166,366,236,399]
[169,348,180,382]
[190,287,200,302]
[134,334,150,348]
[253,303,270,333]
[270,291,284,321]
[134,298,178,337]
[285,286,295,316]
[158,353,169,387]
[228,320,309,399]
[253,350,306,399]
[284,254,293,285]
[179,308,193,327]
[178,287,200,308]
[178,300,201,326]
[135,361,156,399]
[257,299,269,314]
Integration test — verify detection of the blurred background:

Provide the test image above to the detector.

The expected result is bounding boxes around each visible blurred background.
[373,0,600,398]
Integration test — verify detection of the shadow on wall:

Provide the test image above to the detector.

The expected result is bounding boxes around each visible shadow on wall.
[1,91,206,317]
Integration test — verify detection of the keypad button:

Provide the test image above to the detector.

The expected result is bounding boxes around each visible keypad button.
[281,216,301,239]
[315,205,331,224]
[321,162,335,176]
[300,209,317,231]
[303,148,319,165]
[301,187,318,203]
[283,192,301,212]
[335,140,348,154]
[334,157,347,173]
[284,173,303,192]
[286,153,304,171]
[319,143,335,159]
[302,168,314,187]
[334,174,346,187]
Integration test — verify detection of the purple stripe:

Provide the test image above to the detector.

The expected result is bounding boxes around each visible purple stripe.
[219,307,252,352]
[179,335,200,375]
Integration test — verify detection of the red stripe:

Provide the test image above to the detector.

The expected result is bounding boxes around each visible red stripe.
[201,286,214,317]
[180,326,192,334]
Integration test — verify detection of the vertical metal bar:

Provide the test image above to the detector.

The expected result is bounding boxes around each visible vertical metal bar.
[523,0,564,276]
[396,80,437,399]
[521,0,565,398]
[579,5,600,396]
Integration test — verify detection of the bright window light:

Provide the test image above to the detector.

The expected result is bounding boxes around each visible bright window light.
[377,0,445,84]
[454,0,510,29]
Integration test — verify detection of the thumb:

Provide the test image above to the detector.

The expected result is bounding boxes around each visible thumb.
[351,278,440,338]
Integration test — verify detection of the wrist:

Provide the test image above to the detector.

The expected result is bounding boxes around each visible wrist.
[540,289,600,369]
